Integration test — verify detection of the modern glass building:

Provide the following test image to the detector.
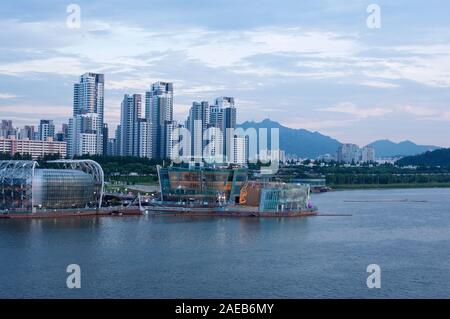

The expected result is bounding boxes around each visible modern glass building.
[156,165,313,213]
[259,184,310,212]
[239,181,311,212]
[32,169,95,209]
[157,165,248,206]
[0,160,104,213]
[0,161,35,212]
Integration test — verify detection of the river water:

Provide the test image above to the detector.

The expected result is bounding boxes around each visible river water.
[1,188,449,298]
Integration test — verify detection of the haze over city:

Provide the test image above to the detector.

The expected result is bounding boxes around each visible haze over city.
[0,0,449,147]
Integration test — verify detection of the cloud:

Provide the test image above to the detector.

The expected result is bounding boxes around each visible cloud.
[359,80,399,89]
[2,17,450,89]
[0,57,88,76]
[284,117,359,130]
[108,78,159,91]
[1,3,450,147]
[0,93,18,99]
[360,55,450,88]
[177,85,229,96]
[185,28,361,67]
[400,105,438,117]
[320,102,392,119]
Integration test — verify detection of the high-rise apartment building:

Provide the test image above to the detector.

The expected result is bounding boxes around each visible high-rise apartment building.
[213,97,236,163]
[136,118,149,158]
[68,73,104,157]
[55,123,69,142]
[18,125,35,140]
[115,125,122,156]
[232,135,247,165]
[337,144,375,164]
[337,144,360,163]
[0,120,16,138]
[102,123,109,155]
[204,126,224,163]
[175,97,239,164]
[145,82,173,159]
[186,101,209,160]
[107,137,118,156]
[120,94,142,157]
[209,104,224,129]
[118,94,151,158]
[360,146,376,163]
[164,120,179,160]
[68,113,101,157]
[38,120,55,141]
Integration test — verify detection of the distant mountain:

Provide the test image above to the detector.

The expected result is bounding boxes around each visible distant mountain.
[396,148,450,167]
[367,139,440,157]
[237,119,341,158]
[237,119,441,159]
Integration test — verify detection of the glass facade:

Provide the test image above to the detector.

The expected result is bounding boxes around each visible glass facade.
[0,161,35,212]
[259,184,310,212]
[32,169,95,209]
[0,160,104,213]
[158,165,248,206]
[240,181,311,212]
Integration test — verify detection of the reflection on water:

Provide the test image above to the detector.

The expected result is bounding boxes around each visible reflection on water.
[4,217,102,232]
[0,188,450,298]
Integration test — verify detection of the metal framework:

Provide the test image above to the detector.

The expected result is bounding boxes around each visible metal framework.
[48,160,104,208]
[0,160,37,212]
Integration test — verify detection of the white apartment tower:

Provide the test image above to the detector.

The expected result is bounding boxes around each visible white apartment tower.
[68,73,105,157]
[210,97,236,163]
[232,135,248,165]
[145,82,173,159]
[120,94,141,157]
[186,101,209,161]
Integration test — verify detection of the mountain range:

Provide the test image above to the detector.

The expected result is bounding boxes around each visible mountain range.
[366,140,440,158]
[237,119,441,159]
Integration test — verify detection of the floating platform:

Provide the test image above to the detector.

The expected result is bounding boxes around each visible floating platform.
[0,208,142,219]
[141,204,318,218]
[1,204,319,220]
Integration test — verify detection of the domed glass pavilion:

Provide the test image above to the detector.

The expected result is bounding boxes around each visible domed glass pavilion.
[0,160,104,214]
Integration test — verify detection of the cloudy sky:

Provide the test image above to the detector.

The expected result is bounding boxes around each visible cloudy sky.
[0,0,449,146]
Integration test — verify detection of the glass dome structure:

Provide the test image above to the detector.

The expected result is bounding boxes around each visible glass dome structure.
[0,160,104,213]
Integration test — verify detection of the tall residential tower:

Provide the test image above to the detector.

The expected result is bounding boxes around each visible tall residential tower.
[38,120,55,141]
[68,73,105,157]
[119,94,142,157]
[145,82,173,159]
[212,97,236,162]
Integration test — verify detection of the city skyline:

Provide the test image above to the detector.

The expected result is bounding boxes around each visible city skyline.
[0,72,446,150]
[1,1,450,147]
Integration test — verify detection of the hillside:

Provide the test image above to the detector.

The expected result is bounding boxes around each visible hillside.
[396,148,450,167]
[368,139,440,157]
[238,119,341,158]
[237,119,441,159]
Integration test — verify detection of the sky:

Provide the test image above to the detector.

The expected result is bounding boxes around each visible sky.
[0,0,449,147]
